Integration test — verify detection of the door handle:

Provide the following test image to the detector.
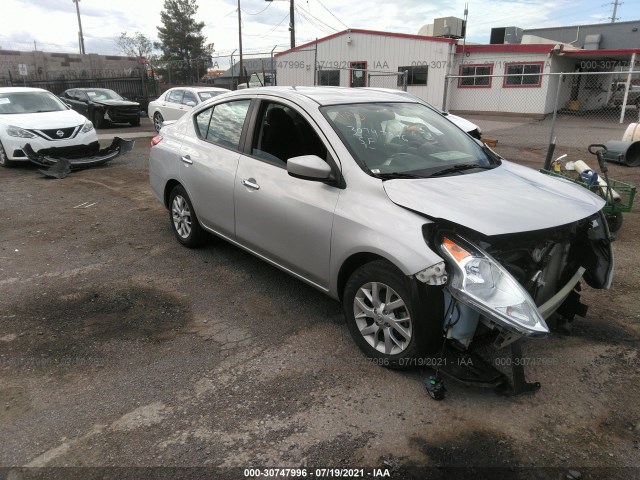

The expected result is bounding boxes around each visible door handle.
[181,155,193,165]
[241,178,260,190]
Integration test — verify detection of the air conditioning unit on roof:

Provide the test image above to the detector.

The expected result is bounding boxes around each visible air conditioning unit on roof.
[433,17,465,39]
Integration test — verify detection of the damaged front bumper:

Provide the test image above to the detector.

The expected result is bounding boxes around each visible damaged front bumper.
[23,137,135,178]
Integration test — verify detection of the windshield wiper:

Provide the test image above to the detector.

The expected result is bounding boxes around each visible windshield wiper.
[428,163,496,177]
[374,172,425,180]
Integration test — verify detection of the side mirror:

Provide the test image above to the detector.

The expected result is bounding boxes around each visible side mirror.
[287,155,332,181]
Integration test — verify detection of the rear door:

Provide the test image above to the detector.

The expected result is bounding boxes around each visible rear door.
[178,98,252,238]
[163,89,186,121]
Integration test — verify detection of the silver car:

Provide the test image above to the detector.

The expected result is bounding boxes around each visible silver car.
[149,87,612,383]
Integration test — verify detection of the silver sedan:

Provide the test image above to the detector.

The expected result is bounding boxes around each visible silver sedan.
[149,86,612,376]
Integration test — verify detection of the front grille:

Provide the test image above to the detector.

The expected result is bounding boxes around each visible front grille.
[32,126,80,140]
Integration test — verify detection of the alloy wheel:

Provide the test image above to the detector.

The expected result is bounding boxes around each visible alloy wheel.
[171,195,192,239]
[353,282,412,355]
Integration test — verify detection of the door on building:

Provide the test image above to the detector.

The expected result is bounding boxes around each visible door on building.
[350,62,367,87]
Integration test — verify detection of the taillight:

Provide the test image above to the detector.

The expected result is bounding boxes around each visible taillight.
[150,135,163,147]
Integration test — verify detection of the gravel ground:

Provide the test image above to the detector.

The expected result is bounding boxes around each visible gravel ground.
[1,118,639,480]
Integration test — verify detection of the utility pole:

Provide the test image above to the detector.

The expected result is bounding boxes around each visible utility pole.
[289,0,295,49]
[610,0,622,23]
[265,0,295,49]
[237,0,244,87]
[72,0,86,54]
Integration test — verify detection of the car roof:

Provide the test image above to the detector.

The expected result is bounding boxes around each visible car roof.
[221,86,417,106]
[72,88,114,91]
[0,87,50,94]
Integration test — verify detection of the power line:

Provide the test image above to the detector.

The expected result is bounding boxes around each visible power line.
[314,0,348,29]
[243,12,290,37]
[295,4,338,32]
[242,2,272,16]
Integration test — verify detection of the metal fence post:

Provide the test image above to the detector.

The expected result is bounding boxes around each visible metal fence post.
[544,73,563,170]
[442,75,449,111]
[402,70,408,92]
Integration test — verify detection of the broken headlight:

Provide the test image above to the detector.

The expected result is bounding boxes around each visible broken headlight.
[439,235,549,337]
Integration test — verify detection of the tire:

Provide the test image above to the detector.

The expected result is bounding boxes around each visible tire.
[92,110,105,129]
[343,260,442,369]
[168,185,204,248]
[606,212,623,233]
[130,118,140,127]
[0,140,16,168]
[153,112,164,133]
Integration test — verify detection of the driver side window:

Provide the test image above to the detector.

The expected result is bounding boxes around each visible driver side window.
[251,102,327,166]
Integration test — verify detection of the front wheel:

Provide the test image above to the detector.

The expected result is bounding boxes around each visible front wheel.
[168,185,204,248]
[343,260,441,369]
[92,110,105,129]
[0,140,16,168]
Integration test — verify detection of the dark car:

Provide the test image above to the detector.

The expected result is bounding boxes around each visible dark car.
[60,88,140,128]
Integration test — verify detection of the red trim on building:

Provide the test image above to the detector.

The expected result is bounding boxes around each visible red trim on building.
[275,29,455,57]
[558,48,640,56]
[457,63,493,88]
[457,44,554,54]
[502,61,544,88]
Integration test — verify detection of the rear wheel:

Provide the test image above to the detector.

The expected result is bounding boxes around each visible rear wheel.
[153,112,164,133]
[606,212,623,233]
[0,140,16,168]
[169,185,204,248]
[343,260,441,369]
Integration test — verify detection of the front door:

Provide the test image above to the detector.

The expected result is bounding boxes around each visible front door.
[234,100,340,288]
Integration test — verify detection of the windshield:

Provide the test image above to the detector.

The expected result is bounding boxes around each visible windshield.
[0,91,68,114]
[322,102,497,178]
[85,89,123,101]
[198,91,224,101]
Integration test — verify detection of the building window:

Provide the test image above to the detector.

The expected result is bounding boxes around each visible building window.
[458,64,493,88]
[503,62,543,88]
[397,66,428,86]
[318,70,340,86]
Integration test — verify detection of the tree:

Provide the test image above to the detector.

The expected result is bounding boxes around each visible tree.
[156,0,214,83]
[117,32,154,59]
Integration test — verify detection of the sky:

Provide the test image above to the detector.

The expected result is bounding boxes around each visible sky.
[0,0,638,70]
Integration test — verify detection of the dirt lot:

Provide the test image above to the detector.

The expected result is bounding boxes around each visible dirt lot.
[1,121,640,480]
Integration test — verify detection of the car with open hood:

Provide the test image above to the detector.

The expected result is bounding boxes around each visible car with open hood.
[60,88,140,128]
[149,86,613,391]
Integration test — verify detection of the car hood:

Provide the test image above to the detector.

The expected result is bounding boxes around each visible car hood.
[443,113,478,133]
[92,99,139,107]
[383,160,605,237]
[0,109,87,129]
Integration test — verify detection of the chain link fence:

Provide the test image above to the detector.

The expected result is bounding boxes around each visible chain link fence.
[444,70,640,159]
[367,70,408,91]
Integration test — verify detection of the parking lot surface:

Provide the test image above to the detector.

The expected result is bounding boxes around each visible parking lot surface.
[1,120,640,479]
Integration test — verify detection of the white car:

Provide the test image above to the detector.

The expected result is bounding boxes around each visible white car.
[363,87,482,139]
[148,87,230,132]
[0,87,97,167]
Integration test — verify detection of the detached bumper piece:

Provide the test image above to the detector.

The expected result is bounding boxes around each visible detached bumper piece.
[24,137,135,179]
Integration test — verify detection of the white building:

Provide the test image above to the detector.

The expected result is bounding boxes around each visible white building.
[274,29,455,107]
[275,28,640,118]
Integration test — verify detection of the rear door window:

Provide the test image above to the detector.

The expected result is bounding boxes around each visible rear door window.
[167,90,184,103]
[196,100,251,150]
